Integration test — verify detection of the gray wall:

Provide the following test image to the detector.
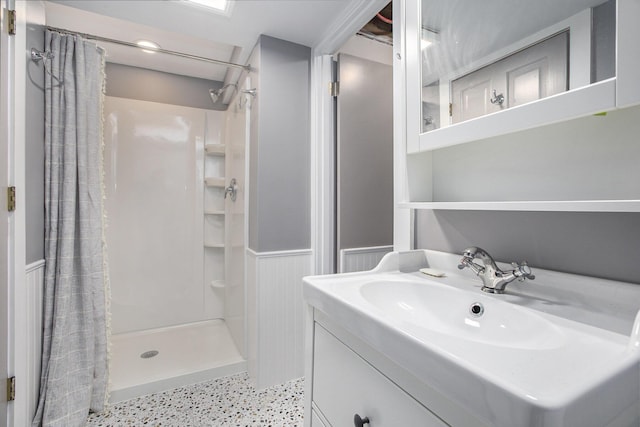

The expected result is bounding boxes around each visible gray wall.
[25,21,45,264]
[248,35,311,252]
[105,63,226,110]
[337,53,393,251]
[416,210,640,284]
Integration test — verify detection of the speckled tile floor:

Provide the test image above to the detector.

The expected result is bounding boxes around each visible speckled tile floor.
[86,372,304,427]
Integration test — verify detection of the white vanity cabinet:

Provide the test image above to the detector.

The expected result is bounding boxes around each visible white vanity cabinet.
[306,310,487,427]
[310,324,447,427]
[396,0,640,212]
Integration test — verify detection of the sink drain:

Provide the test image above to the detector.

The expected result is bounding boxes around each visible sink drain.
[469,302,484,317]
[140,350,159,359]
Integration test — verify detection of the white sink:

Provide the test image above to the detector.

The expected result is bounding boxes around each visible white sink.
[304,250,640,427]
[360,279,565,349]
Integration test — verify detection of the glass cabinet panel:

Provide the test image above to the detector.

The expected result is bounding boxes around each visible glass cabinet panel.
[420,0,616,133]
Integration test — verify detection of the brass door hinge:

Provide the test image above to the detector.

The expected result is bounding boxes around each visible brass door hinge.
[6,377,15,401]
[7,187,15,212]
[329,81,339,97]
[7,10,16,36]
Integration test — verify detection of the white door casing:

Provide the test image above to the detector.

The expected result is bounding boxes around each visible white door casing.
[1,0,28,425]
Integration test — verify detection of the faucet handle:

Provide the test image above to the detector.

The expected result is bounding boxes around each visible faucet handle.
[511,261,535,281]
[458,253,474,270]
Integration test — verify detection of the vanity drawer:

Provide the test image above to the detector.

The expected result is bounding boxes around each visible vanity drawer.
[312,324,448,427]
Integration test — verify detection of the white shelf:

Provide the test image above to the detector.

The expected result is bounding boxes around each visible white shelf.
[205,144,226,156]
[204,210,225,215]
[205,177,226,188]
[399,200,640,212]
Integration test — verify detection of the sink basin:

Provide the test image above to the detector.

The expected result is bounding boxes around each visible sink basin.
[303,250,640,427]
[360,280,565,349]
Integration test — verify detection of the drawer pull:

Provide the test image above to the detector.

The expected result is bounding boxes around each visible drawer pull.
[354,414,370,426]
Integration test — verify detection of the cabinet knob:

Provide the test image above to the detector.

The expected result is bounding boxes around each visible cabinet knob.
[354,414,370,426]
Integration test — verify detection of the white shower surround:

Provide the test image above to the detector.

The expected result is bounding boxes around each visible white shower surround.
[104,97,225,333]
[101,94,250,400]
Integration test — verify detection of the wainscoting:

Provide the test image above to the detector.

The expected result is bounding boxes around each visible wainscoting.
[339,245,393,273]
[26,260,45,423]
[247,249,312,390]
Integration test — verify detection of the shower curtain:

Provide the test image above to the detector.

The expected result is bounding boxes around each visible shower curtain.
[32,31,110,427]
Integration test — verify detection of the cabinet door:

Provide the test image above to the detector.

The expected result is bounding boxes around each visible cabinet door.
[312,325,448,427]
[451,31,568,124]
[452,77,496,123]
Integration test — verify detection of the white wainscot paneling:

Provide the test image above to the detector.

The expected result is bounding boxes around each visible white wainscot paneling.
[26,260,45,423]
[247,249,312,390]
[339,245,393,273]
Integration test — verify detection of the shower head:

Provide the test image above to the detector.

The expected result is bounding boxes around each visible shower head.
[209,84,238,104]
[209,88,223,103]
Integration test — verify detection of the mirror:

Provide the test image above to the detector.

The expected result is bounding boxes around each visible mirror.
[421,0,616,133]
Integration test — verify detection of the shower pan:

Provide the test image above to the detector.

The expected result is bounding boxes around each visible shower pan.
[103,86,249,401]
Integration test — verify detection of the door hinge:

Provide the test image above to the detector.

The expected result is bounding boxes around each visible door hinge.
[7,186,15,212]
[7,10,16,36]
[6,377,15,401]
[449,103,453,117]
[329,81,339,97]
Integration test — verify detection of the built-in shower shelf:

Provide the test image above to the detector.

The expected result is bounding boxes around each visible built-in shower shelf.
[205,177,226,188]
[205,210,225,216]
[205,144,226,156]
[210,280,226,289]
[204,243,225,249]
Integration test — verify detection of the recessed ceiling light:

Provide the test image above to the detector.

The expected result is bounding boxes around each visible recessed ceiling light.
[136,40,161,54]
[182,0,232,15]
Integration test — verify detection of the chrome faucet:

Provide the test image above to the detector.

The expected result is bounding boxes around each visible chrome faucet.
[458,247,535,294]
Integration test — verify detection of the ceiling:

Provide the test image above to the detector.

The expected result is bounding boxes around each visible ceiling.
[45,0,367,82]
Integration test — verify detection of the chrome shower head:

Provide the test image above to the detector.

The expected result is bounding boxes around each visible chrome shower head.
[209,84,238,104]
[209,88,223,103]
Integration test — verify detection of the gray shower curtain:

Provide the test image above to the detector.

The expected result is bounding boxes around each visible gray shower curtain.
[32,30,110,427]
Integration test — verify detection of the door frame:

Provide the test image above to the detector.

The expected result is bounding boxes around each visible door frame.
[1,0,28,425]
[310,0,410,277]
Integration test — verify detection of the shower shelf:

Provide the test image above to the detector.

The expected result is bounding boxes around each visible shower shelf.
[204,243,225,248]
[205,177,226,187]
[205,210,225,215]
[210,280,226,289]
[205,144,226,156]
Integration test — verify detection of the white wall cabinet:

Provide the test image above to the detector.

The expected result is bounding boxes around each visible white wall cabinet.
[397,0,640,213]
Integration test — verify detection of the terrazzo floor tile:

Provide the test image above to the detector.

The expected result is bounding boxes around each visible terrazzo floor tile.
[86,372,304,427]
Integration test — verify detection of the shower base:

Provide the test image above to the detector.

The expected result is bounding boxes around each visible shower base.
[109,319,246,403]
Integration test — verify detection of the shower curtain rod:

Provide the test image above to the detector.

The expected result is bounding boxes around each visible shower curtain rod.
[46,26,251,72]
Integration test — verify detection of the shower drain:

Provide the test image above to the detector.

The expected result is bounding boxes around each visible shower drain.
[140,350,159,359]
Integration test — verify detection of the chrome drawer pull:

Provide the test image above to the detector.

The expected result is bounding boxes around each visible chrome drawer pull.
[354,414,370,426]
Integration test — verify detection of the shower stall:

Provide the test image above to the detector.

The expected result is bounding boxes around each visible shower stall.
[103,83,250,402]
